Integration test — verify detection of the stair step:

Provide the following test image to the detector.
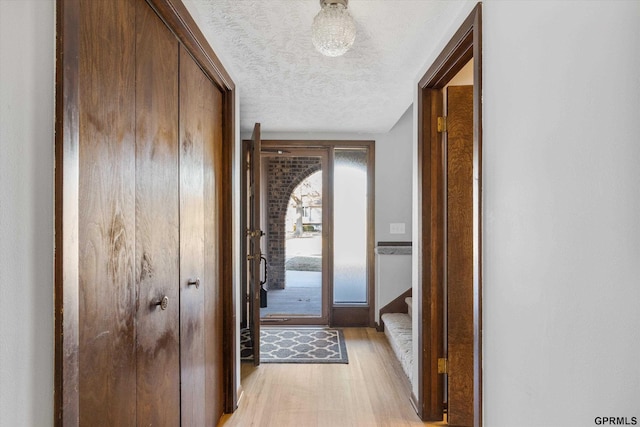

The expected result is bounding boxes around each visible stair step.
[381,313,412,382]
[405,297,412,319]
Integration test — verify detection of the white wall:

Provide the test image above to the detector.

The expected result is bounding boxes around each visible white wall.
[374,105,413,243]
[482,1,640,425]
[374,106,414,319]
[375,252,412,323]
[0,1,55,426]
[413,1,640,425]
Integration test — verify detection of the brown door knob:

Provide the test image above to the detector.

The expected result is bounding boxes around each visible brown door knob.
[154,296,169,310]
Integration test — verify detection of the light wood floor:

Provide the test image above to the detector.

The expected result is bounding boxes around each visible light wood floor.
[218,327,446,427]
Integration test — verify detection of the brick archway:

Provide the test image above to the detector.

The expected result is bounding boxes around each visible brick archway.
[265,156,322,289]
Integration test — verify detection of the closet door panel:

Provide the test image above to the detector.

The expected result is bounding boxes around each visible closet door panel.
[135,1,181,425]
[203,66,225,425]
[179,47,207,426]
[77,0,136,424]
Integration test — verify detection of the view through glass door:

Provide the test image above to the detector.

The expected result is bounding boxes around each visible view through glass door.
[258,141,374,327]
[260,148,329,325]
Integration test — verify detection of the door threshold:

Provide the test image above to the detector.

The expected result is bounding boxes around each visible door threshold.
[260,318,290,323]
[260,316,329,327]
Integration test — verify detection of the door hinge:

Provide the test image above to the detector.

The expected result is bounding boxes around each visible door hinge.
[438,357,448,374]
[437,116,447,133]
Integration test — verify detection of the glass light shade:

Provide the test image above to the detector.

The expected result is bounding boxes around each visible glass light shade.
[312,2,356,57]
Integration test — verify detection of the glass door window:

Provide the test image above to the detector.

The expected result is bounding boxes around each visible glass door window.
[260,150,328,324]
[256,142,373,326]
[333,149,369,304]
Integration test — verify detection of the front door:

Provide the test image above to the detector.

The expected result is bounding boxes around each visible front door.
[256,141,374,327]
[259,147,330,325]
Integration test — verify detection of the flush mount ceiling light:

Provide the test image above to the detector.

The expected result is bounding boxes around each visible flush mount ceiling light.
[312,0,357,57]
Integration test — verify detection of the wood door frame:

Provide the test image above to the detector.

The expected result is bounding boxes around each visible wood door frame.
[415,3,482,424]
[54,0,237,422]
[256,140,376,328]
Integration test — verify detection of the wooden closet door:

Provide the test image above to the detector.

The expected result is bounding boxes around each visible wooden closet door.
[58,0,233,424]
[179,47,225,425]
[178,47,207,425]
[77,0,137,424]
[135,1,181,425]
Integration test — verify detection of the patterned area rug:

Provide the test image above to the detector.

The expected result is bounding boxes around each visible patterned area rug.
[241,328,348,364]
[240,328,254,360]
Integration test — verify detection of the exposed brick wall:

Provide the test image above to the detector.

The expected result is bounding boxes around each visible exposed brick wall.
[265,157,321,289]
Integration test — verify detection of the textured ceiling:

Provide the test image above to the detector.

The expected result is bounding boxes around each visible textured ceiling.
[184,0,467,134]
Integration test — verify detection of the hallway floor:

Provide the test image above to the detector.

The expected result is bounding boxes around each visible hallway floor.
[218,328,445,427]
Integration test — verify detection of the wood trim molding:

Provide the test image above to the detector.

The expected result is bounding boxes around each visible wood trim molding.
[418,9,475,90]
[146,0,234,91]
[415,3,482,425]
[415,87,445,421]
[55,0,80,423]
[367,143,376,328]
[221,79,237,413]
[472,6,483,425]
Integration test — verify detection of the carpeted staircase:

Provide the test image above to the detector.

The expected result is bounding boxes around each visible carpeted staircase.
[381,297,413,382]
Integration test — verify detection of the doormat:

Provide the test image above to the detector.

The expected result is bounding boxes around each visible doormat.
[240,328,254,361]
[241,328,348,364]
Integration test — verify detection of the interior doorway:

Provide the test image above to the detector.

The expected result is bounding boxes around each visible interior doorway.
[416,4,482,426]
